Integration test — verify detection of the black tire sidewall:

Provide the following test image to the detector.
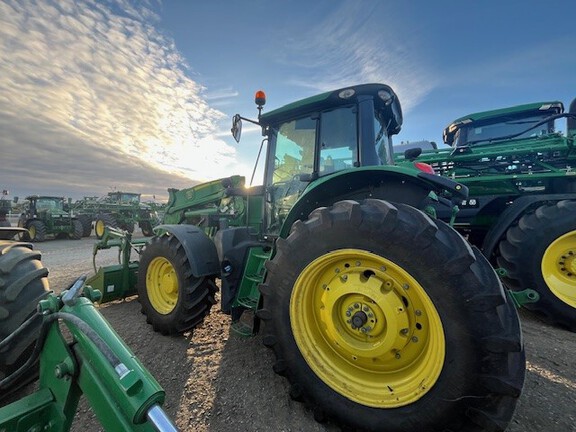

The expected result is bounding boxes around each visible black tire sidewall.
[503,207,576,321]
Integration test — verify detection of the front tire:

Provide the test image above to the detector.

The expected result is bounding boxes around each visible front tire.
[498,200,576,331]
[27,220,46,242]
[259,199,524,432]
[0,240,50,400]
[137,235,218,335]
[94,214,118,239]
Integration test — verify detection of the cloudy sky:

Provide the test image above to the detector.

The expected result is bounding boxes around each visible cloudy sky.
[2,0,575,201]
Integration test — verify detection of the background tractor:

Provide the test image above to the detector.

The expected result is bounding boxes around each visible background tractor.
[103,84,525,432]
[17,195,83,242]
[396,98,576,331]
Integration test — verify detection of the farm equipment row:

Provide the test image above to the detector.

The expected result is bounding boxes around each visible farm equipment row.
[2,191,162,242]
[3,83,573,431]
[69,191,161,239]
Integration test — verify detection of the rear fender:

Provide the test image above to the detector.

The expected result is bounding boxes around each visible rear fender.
[153,224,220,277]
[481,193,576,260]
[279,168,458,238]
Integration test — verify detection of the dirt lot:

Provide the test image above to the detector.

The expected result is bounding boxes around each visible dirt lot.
[10,235,576,431]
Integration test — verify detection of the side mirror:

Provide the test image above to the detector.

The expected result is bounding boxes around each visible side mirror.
[404,147,422,161]
[231,114,242,143]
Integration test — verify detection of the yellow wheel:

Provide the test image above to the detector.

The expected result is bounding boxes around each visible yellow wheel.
[291,249,444,408]
[261,200,524,432]
[499,200,576,330]
[28,223,36,240]
[94,219,105,238]
[146,256,178,314]
[94,214,117,239]
[137,234,218,334]
[542,230,576,308]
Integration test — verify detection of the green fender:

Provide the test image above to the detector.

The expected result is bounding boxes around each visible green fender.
[153,224,220,277]
[279,166,467,238]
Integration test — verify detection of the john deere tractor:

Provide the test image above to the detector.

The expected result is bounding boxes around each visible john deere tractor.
[397,98,576,331]
[66,83,527,431]
[17,195,83,242]
[107,84,524,432]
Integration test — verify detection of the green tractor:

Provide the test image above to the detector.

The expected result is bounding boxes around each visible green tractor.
[0,226,176,431]
[102,84,524,432]
[17,195,83,242]
[73,191,160,239]
[397,98,576,331]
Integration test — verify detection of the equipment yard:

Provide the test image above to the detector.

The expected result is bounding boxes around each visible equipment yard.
[30,236,576,432]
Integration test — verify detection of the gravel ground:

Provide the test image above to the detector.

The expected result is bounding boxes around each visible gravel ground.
[6,234,576,431]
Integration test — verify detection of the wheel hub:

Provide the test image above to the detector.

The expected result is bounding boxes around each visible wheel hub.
[557,250,575,277]
[350,309,368,329]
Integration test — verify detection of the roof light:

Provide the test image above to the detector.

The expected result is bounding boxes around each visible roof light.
[338,88,355,99]
[255,90,266,107]
[378,89,393,105]
[539,103,562,111]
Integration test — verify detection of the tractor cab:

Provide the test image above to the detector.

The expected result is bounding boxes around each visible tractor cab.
[106,191,141,205]
[444,101,564,148]
[233,84,405,234]
[26,196,66,215]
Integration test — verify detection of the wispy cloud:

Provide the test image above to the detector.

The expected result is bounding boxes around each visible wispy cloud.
[0,0,237,199]
[274,1,437,112]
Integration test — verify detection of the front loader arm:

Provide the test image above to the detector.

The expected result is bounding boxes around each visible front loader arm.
[0,279,177,432]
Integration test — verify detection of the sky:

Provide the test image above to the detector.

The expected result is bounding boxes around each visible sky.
[1,0,575,202]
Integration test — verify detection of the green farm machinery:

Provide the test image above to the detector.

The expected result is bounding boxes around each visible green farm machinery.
[0,227,176,431]
[17,196,83,242]
[71,192,160,238]
[397,98,576,331]
[86,84,526,431]
[0,190,12,229]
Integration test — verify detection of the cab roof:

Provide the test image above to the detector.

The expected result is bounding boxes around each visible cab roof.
[259,83,403,135]
[443,101,564,144]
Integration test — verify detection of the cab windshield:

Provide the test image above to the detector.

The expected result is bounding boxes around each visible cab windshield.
[456,113,556,147]
[36,198,63,210]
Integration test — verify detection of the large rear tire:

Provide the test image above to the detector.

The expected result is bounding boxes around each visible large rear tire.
[0,240,50,400]
[70,219,83,240]
[77,214,92,237]
[259,199,524,432]
[137,235,218,335]
[498,200,576,331]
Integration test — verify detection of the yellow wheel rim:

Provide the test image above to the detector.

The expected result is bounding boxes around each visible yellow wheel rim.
[542,230,576,308]
[17,220,26,240]
[28,224,36,239]
[146,256,179,314]
[95,220,105,238]
[290,249,445,408]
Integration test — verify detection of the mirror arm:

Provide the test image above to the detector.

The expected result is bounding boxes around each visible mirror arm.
[237,115,261,126]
